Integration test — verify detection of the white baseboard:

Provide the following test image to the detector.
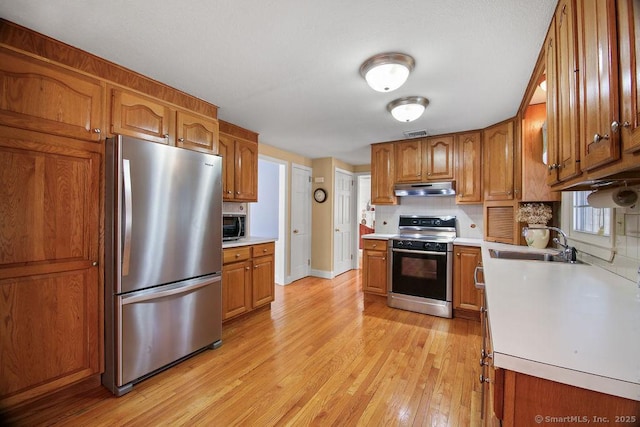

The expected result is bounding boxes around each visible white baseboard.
[310,269,334,279]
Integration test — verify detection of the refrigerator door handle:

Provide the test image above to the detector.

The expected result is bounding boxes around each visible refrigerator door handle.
[121,275,221,305]
[122,158,133,276]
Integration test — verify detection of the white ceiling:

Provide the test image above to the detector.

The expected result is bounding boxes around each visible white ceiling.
[0,0,556,166]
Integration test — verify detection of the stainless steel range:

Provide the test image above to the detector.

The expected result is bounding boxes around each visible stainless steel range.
[388,215,456,318]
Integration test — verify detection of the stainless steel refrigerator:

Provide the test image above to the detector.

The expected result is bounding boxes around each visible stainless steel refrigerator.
[103,135,223,396]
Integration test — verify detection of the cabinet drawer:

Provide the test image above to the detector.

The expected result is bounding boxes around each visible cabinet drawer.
[252,242,274,257]
[223,246,251,264]
[363,239,387,251]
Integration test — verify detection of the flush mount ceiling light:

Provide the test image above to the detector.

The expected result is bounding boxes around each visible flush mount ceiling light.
[387,96,429,122]
[360,52,415,92]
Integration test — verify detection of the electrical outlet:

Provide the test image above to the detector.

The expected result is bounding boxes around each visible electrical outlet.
[616,214,625,236]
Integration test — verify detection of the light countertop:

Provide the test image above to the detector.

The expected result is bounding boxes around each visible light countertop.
[481,241,640,401]
[222,237,277,248]
[362,233,396,240]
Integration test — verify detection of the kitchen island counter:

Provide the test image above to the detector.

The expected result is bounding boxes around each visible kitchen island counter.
[481,241,640,401]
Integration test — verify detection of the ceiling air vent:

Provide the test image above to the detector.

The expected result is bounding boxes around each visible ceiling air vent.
[403,129,428,138]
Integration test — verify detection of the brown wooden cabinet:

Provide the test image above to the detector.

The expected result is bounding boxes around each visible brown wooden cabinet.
[453,245,483,320]
[546,0,581,184]
[362,239,388,295]
[0,127,101,406]
[222,242,275,322]
[110,88,219,153]
[618,0,640,154]
[371,142,397,205]
[219,121,259,202]
[176,110,219,154]
[0,50,104,142]
[455,131,482,204]
[577,0,621,171]
[483,120,515,201]
[394,137,454,183]
[395,139,422,183]
[423,136,454,181]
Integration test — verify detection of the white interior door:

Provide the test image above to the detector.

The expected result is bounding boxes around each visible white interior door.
[290,164,311,282]
[333,169,354,276]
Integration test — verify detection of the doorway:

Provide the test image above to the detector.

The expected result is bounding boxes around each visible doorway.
[333,168,355,276]
[356,174,375,268]
[249,157,286,285]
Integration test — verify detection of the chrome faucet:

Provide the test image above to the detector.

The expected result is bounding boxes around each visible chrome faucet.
[522,225,578,263]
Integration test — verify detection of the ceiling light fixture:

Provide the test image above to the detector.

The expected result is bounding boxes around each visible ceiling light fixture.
[387,96,429,122]
[360,52,415,92]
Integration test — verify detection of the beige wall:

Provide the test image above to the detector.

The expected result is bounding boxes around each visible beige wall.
[258,144,361,278]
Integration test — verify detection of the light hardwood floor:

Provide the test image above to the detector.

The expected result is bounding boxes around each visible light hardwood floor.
[2,270,483,426]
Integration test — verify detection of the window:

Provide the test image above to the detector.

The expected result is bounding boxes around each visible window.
[561,191,614,261]
[572,191,611,236]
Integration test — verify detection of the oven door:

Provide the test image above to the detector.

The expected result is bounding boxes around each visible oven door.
[390,248,450,301]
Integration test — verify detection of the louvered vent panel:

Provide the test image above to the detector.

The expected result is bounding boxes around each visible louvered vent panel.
[486,206,514,242]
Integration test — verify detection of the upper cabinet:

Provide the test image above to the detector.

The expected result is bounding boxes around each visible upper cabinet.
[455,131,482,204]
[111,88,172,144]
[176,110,219,154]
[219,121,259,202]
[577,0,620,171]
[371,142,397,205]
[423,136,454,181]
[110,87,219,154]
[483,120,515,201]
[0,50,104,142]
[618,0,640,154]
[394,137,454,183]
[546,0,581,184]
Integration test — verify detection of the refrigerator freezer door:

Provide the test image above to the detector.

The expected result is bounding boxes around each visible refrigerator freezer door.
[117,274,222,387]
[111,136,223,294]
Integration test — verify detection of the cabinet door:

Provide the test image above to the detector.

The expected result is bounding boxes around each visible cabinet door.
[0,129,100,403]
[0,50,104,142]
[371,143,397,205]
[424,136,454,180]
[234,138,258,202]
[556,0,582,181]
[395,139,422,182]
[618,0,640,153]
[577,0,620,170]
[362,249,388,295]
[545,18,561,186]
[176,110,219,154]
[456,132,482,204]
[222,261,251,320]
[252,254,274,308]
[111,88,172,145]
[453,246,483,318]
[218,133,236,200]
[483,121,515,201]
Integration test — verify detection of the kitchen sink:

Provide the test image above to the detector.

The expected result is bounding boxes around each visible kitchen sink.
[488,249,584,264]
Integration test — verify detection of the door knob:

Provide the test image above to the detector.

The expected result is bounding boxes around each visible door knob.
[293,229,299,234]
[335,228,340,232]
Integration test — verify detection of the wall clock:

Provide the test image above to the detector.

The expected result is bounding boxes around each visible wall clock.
[313,188,327,203]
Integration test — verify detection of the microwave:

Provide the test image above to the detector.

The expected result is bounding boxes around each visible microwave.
[223,214,246,241]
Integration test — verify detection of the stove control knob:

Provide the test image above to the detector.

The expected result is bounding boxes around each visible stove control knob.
[435,220,441,226]
[424,242,431,250]
[407,241,413,247]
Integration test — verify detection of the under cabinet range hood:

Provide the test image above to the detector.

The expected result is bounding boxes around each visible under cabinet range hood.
[394,181,456,197]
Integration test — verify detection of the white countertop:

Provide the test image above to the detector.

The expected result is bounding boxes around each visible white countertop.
[222,237,277,248]
[481,241,640,401]
[453,237,483,247]
[362,233,396,240]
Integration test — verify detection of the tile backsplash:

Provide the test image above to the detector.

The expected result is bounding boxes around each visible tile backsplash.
[374,197,484,239]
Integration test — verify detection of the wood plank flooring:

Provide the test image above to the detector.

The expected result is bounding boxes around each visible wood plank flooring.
[2,270,482,426]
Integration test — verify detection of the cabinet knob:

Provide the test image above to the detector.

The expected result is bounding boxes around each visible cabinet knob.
[372,244,377,248]
[163,134,170,139]
[382,257,386,261]
[92,261,98,266]
[548,163,558,171]
[245,266,250,270]
[178,137,185,142]
[263,249,267,252]
[456,252,460,256]
[92,128,101,134]
[227,190,232,194]
[479,374,490,384]
[254,265,258,268]
[236,191,240,195]
[593,133,609,144]
[235,253,240,258]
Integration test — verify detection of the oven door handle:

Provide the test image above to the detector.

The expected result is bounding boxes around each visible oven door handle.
[391,248,448,256]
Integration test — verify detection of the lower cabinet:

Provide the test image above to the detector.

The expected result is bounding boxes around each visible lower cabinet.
[362,239,388,295]
[222,242,275,321]
[453,245,483,320]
